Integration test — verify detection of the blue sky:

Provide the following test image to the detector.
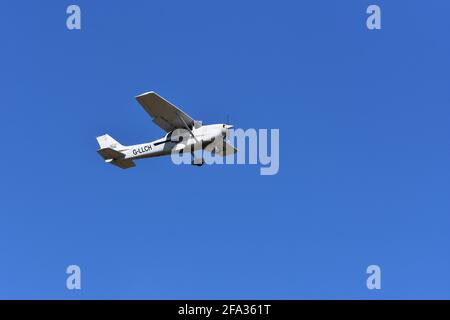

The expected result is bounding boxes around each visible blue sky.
[1,1,450,299]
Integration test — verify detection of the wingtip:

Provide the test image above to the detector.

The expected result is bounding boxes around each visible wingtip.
[135,91,157,99]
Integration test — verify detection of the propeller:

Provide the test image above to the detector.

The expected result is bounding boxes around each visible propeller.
[224,114,233,139]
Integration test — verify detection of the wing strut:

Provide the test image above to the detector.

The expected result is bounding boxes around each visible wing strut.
[176,112,199,143]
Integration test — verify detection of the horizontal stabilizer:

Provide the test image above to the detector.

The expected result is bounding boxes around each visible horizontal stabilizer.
[97,147,125,160]
[97,148,135,169]
[111,159,136,169]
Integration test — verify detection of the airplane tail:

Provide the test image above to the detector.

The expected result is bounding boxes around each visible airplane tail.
[96,134,125,150]
[96,134,135,169]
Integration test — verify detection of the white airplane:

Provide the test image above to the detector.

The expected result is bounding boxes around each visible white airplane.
[96,91,237,169]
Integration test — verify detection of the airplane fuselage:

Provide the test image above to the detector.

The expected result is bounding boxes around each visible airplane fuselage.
[119,124,227,160]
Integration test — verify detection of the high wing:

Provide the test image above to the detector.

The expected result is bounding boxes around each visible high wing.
[135,91,198,132]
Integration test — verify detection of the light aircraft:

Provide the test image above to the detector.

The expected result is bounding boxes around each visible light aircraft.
[96,91,237,168]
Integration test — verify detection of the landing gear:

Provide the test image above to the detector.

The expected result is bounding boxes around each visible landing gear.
[190,152,204,166]
[191,159,204,167]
